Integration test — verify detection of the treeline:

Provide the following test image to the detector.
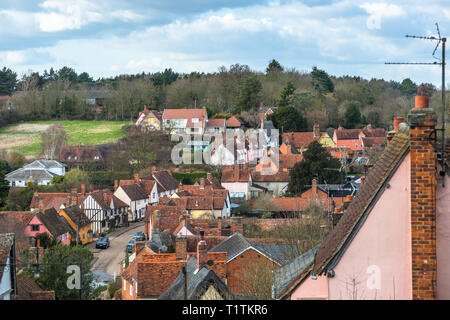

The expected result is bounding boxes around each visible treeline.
[0,60,444,131]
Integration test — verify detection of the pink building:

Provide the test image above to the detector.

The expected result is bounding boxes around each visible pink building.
[274,86,450,300]
[25,208,74,246]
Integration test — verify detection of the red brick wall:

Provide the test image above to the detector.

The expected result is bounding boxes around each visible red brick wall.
[410,114,437,300]
[226,248,278,295]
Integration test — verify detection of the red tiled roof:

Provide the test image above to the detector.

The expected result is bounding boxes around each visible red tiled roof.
[162,108,207,128]
[206,118,226,127]
[282,132,325,149]
[226,116,243,128]
[334,129,361,140]
[221,167,251,183]
[361,136,386,148]
[279,153,303,169]
[251,171,290,182]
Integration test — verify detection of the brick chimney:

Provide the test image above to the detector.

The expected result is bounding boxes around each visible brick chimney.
[313,123,320,139]
[200,178,205,189]
[231,215,243,234]
[394,117,404,132]
[234,164,239,181]
[89,184,94,193]
[134,173,140,183]
[178,180,183,192]
[152,210,161,233]
[176,235,187,260]
[152,166,157,174]
[70,188,77,206]
[114,180,119,192]
[312,178,318,200]
[197,230,208,269]
[218,217,222,230]
[81,182,86,195]
[408,84,437,300]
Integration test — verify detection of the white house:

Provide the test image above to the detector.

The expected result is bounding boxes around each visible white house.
[162,108,208,135]
[0,233,15,300]
[5,159,66,187]
[220,165,252,200]
[81,189,129,235]
[114,184,149,222]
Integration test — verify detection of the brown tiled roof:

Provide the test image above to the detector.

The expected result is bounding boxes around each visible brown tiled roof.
[361,136,386,148]
[36,208,75,238]
[112,195,128,209]
[62,206,91,228]
[122,247,154,282]
[221,167,251,183]
[279,153,303,169]
[279,131,410,298]
[251,171,290,182]
[120,183,148,201]
[226,116,243,128]
[59,145,103,162]
[153,171,179,192]
[362,128,386,137]
[15,273,55,300]
[282,132,325,149]
[334,129,361,140]
[30,192,87,210]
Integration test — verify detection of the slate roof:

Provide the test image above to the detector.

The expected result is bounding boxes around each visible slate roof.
[23,159,66,169]
[159,256,234,300]
[209,232,281,265]
[278,129,410,298]
[62,206,91,228]
[272,246,318,298]
[120,183,148,201]
[5,168,57,181]
[0,233,14,277]
[36,208,75,238]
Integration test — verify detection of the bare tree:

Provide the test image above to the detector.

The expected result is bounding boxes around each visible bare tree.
[41,125,67,160]
[239,256,275,300]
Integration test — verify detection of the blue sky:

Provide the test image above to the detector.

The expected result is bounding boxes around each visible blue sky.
[0,0,449,86]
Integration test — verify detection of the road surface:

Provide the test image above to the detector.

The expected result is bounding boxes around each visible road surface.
[91,222,145,279]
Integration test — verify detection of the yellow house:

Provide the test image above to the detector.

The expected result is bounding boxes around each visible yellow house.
[319,132,336,148]
[59,206,93,244]
[135,106,162,131]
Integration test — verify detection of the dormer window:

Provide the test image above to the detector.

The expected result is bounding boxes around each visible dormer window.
[94,156,99,160]
[74,156,78,160]
[68,156,71,160]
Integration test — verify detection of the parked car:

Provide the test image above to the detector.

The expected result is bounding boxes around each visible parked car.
[135,232,146,241]
[96,237,110,249]
[127,236,137,253]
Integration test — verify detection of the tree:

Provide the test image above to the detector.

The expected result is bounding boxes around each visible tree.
[57,66,78,83]
[311,66,334,94]
[0,159,10,209]
[278,81,296,108]
[235,75,262,113]
[0,67,17,95]
[266,59,284,74]
[288,140,342,194]
[7,150,25,170]
[400,78,417,96]
[344,102,361,129]
[63,168,90,189]
[268,106,307,132]
[41,125,68,159]
[22,243,101,300]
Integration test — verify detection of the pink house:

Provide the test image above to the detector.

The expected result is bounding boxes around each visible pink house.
[25,208,74,246]
[275,86,450,300]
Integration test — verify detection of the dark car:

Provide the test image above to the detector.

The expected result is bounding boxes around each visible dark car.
[135,232,146,241]
[96,237,110,249]
[127,236,137,253]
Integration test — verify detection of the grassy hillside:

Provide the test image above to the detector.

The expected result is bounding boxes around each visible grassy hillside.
[0,120,130,157]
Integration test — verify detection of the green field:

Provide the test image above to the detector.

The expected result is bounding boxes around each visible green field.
[0,120,130,157]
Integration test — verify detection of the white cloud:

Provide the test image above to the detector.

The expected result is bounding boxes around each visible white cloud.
[360,2,406,30]
[5,51,27,64]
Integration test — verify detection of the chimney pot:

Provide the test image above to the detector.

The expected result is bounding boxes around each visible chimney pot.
[134,173,140,183]
[393,117,404,132]
[114,180,119,192]
[81,182,86,195]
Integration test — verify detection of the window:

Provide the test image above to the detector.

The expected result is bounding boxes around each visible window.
[31,225,40,232]
[68,156,71,160]
[74,156,78,160]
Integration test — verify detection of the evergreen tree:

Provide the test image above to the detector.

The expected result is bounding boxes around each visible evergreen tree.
[288,141,343,194]
[344,102,361,129]
[278,81,296,108]
[311,66,334,94]
[266,59,284,74]
[0,67,17,95]
[268,106,307,132]
[235,75,262,113]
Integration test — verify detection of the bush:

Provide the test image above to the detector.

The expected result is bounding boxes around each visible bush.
[108,278,122,299]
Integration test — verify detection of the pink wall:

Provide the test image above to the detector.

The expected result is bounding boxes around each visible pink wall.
[328,153,411,299]
[436,170,450,299]
[24,215,70,245]
[291,153,412,300]
[291,275,328,300]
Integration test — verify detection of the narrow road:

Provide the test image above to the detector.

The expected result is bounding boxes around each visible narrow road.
[91,222,145,278]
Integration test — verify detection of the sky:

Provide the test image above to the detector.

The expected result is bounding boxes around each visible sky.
[0,0,449,86]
